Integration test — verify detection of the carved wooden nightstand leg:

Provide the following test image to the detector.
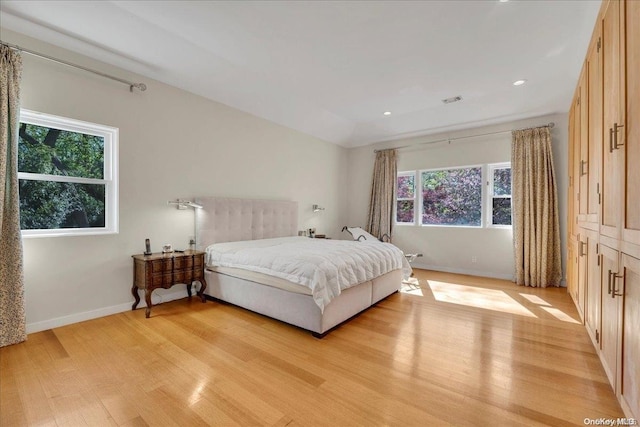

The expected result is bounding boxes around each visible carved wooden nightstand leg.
[198,278,207,303]
[145,289,152,318]
[186,281,193,298]
[131,285,140,310]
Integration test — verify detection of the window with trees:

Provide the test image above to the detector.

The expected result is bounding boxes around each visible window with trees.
[421,166,483,226]
[18,110,118,237]
[396,163,511,228]
[488,163,512,226]
[396,171,416,224]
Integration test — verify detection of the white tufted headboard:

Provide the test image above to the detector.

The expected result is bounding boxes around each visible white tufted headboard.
[195,197,298,250]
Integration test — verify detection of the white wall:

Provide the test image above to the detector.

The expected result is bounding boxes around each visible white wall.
[347,113,569,282]
[1,30,348,333]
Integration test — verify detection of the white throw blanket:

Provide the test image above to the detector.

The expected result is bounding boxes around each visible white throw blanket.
[205,236,411,312]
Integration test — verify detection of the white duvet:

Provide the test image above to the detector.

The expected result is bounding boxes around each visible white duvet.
[205,236,411,312]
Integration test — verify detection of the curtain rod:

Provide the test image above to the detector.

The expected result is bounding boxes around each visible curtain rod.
[374,122,555,153]
[1,40,147,92]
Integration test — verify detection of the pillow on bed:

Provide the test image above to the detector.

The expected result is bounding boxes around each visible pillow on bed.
[345,227,379,242]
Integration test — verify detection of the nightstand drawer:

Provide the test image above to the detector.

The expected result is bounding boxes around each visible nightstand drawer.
[152,273,173,287]
[173,256,193,270]
[152,271,190,287]
[151,259,173,273]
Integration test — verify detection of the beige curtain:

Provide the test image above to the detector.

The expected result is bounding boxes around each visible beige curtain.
[511,126,562,287]
[0,45,26,347]
[366,149,397,241]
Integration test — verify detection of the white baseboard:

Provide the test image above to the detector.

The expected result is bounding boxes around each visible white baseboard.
[409,261,515,282]
[26,289,188,334]
[410,262,567,287]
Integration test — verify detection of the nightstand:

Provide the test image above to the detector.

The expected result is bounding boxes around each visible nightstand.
[131,250,207,318]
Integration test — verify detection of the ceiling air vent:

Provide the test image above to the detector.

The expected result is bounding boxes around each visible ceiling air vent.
[442,96,463,104]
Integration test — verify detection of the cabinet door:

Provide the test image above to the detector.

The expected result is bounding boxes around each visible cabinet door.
[620,252,640,419]
[587,27,603,223]
[568,237,577,305]
[568,102,577,239]
[601,0,624,239]
[578,67,590,218]
[623,0,640,247]
[576,233,588,320]
[600,244,621,388]
[585,230,601,346]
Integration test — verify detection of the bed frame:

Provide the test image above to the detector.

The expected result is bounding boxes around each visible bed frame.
[195,197,402,337]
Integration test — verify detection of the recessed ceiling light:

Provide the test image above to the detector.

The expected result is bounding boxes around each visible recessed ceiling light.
[513,79,527,86]
[499,0,510,3]
[383,111,391,116]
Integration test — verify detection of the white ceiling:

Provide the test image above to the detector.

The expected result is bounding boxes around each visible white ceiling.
[0,0,600,148]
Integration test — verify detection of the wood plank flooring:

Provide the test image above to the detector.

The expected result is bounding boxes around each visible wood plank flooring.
[0,269,624,426]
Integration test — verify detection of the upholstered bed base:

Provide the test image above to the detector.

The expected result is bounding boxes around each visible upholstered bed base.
[204,268,402,336]
[195,196,403,337]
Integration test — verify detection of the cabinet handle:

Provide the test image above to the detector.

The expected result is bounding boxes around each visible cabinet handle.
[611,271,624,298]
[609,127,614,153]
[613,122,625,151]
[607,269,613,295]
[579,240,587,257]
[580,160,588,176]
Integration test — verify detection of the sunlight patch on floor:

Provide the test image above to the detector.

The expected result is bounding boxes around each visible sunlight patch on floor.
[519,294,551,306]
[401,278,423,296]
[540,306,581,324]
[427,280,537,318]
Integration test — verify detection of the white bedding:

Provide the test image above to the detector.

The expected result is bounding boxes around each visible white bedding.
[205,236,410,312]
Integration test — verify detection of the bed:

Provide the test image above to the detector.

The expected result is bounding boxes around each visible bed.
[195,197,409,337]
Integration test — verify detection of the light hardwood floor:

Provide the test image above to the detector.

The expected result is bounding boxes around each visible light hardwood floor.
[0,269,624,426]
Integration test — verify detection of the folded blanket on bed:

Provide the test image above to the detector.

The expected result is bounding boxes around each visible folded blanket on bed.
[205,236,411,312]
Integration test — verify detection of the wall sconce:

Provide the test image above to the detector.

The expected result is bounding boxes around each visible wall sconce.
[168,199,203,210]
[312,204,325,212]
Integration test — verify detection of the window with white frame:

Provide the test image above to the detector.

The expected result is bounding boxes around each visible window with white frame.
[421,166,483,227]
[396,162,511,228]
[18,110,119,237]
[487,163,512,226]
[396,171,416,224]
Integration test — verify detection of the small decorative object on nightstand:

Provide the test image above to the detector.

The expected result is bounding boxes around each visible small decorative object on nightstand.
[131,250,207,318]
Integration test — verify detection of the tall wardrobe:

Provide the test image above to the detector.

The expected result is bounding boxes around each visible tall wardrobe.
[567,0,639,419]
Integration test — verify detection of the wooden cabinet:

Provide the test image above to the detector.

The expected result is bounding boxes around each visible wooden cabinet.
[587,23,603,223]
[620,253,640,417]
[568,89,581,239]
[601,0,624,240]
[622,0,640,248]
[585,230,601,345]
[599,244,621,388]
[577,68,590,219]
[567,0,639,419]
[575,233,588,320]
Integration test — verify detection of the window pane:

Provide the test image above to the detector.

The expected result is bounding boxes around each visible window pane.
[493,168,511,196]
[19,180,105,230]
[18,123,104,179]
[422,167,482,226]
[397,174,415,198]
[396,200,414,223]
[492,197,512,225]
